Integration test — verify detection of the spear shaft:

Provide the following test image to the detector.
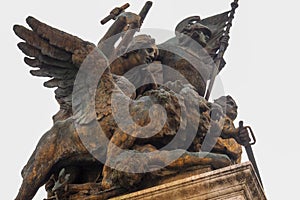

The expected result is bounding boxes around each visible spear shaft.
[203,0,264,187]
[205,0,239,100]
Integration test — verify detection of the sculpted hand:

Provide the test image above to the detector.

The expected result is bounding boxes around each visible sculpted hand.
[235,121,251,146]
[118,12,141,30]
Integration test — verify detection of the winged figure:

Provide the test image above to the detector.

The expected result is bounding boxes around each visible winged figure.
[14,4,244,200]
[13,12,147,200]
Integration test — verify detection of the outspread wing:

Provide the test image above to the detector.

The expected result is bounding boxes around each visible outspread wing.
[201,11,230,71]
[13,16,96,121]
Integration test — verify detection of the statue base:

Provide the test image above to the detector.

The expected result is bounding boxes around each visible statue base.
[53,162,266,199]
[110,162,266,200]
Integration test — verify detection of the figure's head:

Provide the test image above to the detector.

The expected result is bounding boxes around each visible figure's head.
[126,34,158,64]
[214,95,238,120]
[175,16,212,47]
[111,35,158,75]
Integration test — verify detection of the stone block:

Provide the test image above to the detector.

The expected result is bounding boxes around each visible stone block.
[110,162,266,200]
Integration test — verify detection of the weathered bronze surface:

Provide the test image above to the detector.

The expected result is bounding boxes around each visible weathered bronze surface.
[13,2,255,200]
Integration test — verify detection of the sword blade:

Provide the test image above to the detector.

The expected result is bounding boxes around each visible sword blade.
[245,145,263,188]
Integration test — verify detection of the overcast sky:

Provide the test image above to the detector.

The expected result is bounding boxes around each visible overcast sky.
[2,0,300,199]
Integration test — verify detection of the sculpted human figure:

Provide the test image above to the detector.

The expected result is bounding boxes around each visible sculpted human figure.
[211,95,243,163]
[14,3,250,200]
[13,11,146,200]
[13,11,169,199]
[101,94,246,190]
[158,14,229,96]
[110,34,160,97]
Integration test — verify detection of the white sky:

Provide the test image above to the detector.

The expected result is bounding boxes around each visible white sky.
[1,0,300,199]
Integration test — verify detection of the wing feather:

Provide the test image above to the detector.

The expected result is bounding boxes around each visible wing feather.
[26,16,92,55]
[44,78,75,89]
[24,58,42,67]
[14,16,96,122]
[30,67,76,79]
[14,25,71,61]
[17,42,75,69]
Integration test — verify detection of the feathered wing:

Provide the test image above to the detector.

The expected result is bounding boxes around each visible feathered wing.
[13,16,96,121]
[201,11,230,71]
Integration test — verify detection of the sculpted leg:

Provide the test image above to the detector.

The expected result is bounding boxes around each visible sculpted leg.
[101,128,136,190]
[15,119,88,200]
[167,151,231,170]
[109,148,231,190]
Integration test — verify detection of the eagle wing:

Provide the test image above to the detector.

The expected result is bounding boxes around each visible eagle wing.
[13,16,96,121]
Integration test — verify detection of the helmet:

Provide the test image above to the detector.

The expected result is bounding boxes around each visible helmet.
[175,16,212,38]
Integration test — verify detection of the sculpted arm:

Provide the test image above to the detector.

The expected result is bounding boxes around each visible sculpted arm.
[98,12,141,57]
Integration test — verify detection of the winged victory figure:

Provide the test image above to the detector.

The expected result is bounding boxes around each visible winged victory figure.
[13,3,248,200]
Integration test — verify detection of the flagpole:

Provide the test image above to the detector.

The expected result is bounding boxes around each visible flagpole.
[205,0,239,100]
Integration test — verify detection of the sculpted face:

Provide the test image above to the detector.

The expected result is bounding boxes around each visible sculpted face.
[214,95,238,120]
[143,45,158,63]
[225,96,238,120]
[126,35,158,64]
[110,35,158,75]
[175,16,212,47]
[182,22,211,47]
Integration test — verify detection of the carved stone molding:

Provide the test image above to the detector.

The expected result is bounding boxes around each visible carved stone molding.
[110,162,266,200]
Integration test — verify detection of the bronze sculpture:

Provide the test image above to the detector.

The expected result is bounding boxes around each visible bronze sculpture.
[13,1,256,200]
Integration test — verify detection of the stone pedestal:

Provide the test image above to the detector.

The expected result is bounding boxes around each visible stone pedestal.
[110,162,266,200]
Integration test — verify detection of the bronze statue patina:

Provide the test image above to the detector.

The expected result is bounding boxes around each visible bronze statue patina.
[14,1,256,200]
